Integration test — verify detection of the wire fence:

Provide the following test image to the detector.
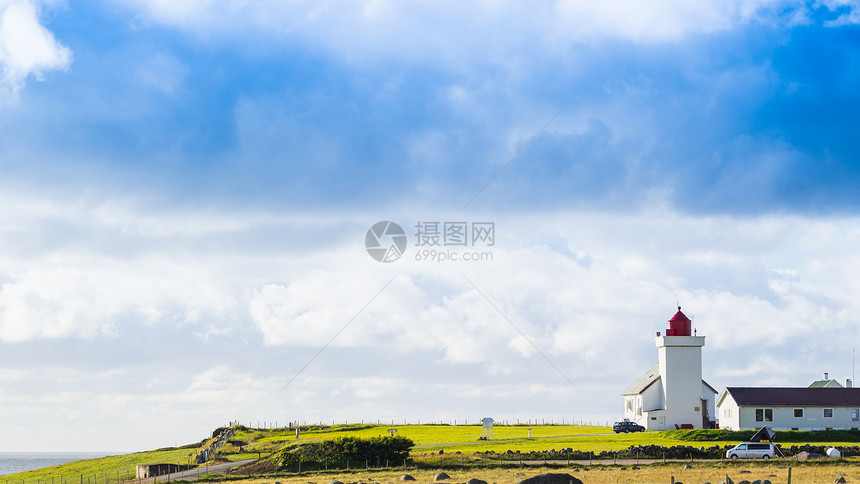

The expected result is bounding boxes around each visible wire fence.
[3,464,232,484]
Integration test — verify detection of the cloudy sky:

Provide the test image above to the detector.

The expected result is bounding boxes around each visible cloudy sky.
[2,0,860,452]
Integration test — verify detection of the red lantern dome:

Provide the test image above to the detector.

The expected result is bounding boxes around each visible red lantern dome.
[666,306,692,336]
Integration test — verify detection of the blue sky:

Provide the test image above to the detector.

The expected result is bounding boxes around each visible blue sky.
[2,0,860,452]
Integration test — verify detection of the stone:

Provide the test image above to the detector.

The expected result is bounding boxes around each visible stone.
[683,464,693,469]
[466,479,487,484]
[515,473,583,484]
[738,480,751,484]
[835,477,847,484]
[794,451,823,460]
[329,481,343,484]
[435,473,451,481]
[720,478,734,484]
[398,476,416,481]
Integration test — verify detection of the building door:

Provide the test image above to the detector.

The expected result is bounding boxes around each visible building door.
[658,416,665,431]
[702,398,710,428]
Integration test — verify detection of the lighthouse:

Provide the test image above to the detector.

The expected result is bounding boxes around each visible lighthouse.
[622,307,717,430]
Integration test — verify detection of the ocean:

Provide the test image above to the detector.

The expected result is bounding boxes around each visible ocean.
[0,453,116,477]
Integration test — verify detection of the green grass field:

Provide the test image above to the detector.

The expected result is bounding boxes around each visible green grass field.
[6,424,860,484]
[4,448,196,484]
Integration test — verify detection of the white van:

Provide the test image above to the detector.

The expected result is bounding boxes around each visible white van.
[726,442,776,459]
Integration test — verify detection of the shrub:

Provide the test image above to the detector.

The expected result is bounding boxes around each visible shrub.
[274,435,414,470]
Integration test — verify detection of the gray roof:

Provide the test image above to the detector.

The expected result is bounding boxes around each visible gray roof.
[724,387,860,406]
[623,364,661,395]
[624,364,718,396]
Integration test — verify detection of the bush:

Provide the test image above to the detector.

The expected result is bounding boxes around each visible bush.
[274,435,414,470]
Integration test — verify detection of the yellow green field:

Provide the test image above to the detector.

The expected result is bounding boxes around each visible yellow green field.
[6,424,860,484]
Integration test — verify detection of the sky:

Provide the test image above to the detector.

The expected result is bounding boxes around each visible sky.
[1,0,860,452]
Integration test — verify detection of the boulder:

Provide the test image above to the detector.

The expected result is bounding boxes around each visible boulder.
[827,448,842,458]
[683,464,693,469]
[398,476,416,481]
[466,479,487,484]
[329,481,343,484]
[434,473,451,481]
[720,478,734,484]
[795,451,823,460]
[835,477,846,483]
[515,473,583,484]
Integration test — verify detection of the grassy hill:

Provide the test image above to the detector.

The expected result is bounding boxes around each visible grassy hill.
[9,424,860,483]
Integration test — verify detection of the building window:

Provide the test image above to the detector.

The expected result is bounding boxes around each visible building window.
[824,408,834,418]
[755,409,773,422]
[627,400,632,411]
[853,409,859,422]
[794,408,804,418]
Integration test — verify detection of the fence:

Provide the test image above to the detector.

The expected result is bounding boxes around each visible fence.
[4,465,232,484]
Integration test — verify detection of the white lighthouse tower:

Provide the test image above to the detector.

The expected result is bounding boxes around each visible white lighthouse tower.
[622,307,717,430]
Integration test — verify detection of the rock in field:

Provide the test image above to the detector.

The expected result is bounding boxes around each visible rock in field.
[515,473,583,484]
[466,479,487,484]
[434,473,450,481]
[398,475,416,481]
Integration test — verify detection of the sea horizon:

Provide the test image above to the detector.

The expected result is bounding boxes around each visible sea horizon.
[0,453,123,477]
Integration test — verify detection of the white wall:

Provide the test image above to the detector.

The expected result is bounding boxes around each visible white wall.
[701,382,716,426]
[717,393,741,430]
[737,406,860,430]
[644,380,664,412]
[657,336,706,428]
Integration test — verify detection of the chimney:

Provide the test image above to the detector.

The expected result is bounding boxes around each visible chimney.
[848,379,853,388]
[824,372,829,380]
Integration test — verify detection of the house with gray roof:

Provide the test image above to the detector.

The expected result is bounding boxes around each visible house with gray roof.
[717,387,860,430]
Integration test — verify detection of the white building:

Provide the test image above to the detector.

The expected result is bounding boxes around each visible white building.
[622,307,717,430]
[717,387,860,430]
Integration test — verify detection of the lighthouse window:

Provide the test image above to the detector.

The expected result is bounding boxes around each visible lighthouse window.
[755,409,773,422]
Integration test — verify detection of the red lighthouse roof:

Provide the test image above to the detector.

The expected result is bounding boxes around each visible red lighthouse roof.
[666,306,692,336]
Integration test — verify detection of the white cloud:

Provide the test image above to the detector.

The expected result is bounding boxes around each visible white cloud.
[5,187,860,449]
[0,0,71,100]
[120,0,793,65]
